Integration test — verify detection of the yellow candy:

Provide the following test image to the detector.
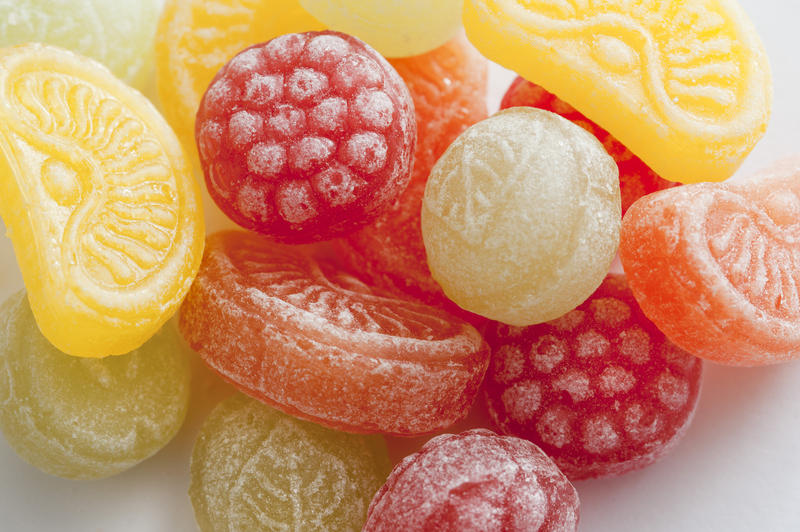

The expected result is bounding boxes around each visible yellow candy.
[0,44,204,357]
[156,0,324,158]
[463,0,772,184]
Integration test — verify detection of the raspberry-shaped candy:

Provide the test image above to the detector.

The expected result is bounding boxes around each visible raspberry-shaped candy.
[484,274,703,480]
[195,30,416,243]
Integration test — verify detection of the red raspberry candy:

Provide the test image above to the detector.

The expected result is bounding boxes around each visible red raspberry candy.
[179,231,490,436]
[484,274,703,480]
[500,77,678,215]
[364,429,580,532]
[195,31,416,243]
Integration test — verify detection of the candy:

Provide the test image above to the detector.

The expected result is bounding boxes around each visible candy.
[484,274,703,480]
[195,31,416,243]
[0,291,190,479]
[156,0,324,157]
[0,44,204,357]
[336,35,488,317]
[620,157,800,366]
[421,107,620,326]
[0,0,160,93]
[179,230,490,435]
[463,0,772,184]
[299,0,463,57]
[500,76,679,215]
[364,429,580,531]
[190,394,390,532]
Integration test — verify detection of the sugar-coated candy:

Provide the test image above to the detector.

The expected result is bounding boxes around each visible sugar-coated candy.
[195,31,416,243]
[179,230,490,435]
[364,429,579,531]
[336,35,488,318]
[421,107,620,326]
[484,274,703,480]
[0,0,160,92]
[501,76,679,215]
[190,394,390,532]
[621,157,800,366]
[156,0,324,157]
[299,0,463,57]
[0,291,190,480]
[0,44,204,357]
[463,0,772,184]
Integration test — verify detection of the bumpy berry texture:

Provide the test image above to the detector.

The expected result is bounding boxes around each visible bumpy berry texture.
[421,107,621,326]
[484,274,703,480]
[463,0,771,184]
[179,230,490,435]
[336,35,488,318]
[501,76,679,215]
[299,0,463,57]
[191,394,391,532]
[0,291,190,480]
[0,0,160,92]
[195,30,416,243]
[156,0,324,157]
[364,429,580,531]
[621,157,800,366]
[0,44,205,357]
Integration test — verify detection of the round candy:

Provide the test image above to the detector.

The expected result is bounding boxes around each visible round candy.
[500,76,679,216]
[421,107,621,326]
[0,0,160,92]
[191,394,391,532]
[195,31,416,243]
[0,291,190,479]
[484,274,703,480]
[364,429,580,531]
[299,0,463,57]
[179,230,490,435]
[0,44,205,357]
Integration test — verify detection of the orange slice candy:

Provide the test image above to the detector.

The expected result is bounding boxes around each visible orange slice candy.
[0,44,204,357]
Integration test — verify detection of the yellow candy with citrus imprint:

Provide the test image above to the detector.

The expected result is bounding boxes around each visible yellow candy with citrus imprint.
[463,0,772,184]
[0,44,204,357]
[156,0,324,158]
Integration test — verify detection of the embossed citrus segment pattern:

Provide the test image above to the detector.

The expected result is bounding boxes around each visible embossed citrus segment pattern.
[9,70,179,290]
[504,0,751,125]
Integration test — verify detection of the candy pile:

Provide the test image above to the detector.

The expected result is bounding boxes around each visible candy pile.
[0,0,793,530]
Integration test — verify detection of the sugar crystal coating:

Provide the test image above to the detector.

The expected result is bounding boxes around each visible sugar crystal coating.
[421,107,621,326]
[196,30,416,243]
[0,291,190,479]
[190,394,390,532]
[179,230,490,435]
[484,274,703,480]
[364,429,580,531]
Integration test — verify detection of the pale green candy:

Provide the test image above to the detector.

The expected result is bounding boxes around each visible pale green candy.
[0,290,190,479]
[191,394,391,532]
[0,0,161,92]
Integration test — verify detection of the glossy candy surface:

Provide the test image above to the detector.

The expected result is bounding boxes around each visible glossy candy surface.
[621,157,800,366]
[364,429,580,531]
[464,0,772,184]
[190,394,390,532]
[179,230,490,435]
[421,107,620,326]
[0,291,190,480]
[484,274,703,480]
[195,31,416,243]
[0,44,204,357]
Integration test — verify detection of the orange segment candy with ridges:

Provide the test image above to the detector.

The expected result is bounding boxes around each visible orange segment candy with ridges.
[0,44,204,357]
[620,157,800,366]
[463,0,772,183]
[179,230,490,436]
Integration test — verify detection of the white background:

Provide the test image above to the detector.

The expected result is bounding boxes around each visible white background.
[1,0,799,530]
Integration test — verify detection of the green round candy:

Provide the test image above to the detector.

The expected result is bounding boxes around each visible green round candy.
[0,290,191,479]
[191,394,391,532]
